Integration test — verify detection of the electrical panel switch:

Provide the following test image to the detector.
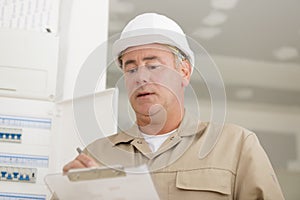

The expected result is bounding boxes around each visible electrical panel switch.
[0,127,22,143]
[0,166,37,183]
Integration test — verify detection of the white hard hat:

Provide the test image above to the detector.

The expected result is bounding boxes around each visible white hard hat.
[112,13,195,67]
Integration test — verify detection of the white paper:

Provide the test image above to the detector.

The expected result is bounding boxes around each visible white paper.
[45,165,160,200]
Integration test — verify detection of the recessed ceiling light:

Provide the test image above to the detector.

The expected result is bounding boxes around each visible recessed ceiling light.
[211,0,239,10]
[192,27,222,40]
[272,46,299,61]
[202,10,227,26]
[110,0,135,14]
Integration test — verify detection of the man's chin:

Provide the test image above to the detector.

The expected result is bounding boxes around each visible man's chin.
[134,108,153,117]
[135,104,165,117]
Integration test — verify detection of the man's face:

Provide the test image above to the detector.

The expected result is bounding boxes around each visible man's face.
[120,44,190,117]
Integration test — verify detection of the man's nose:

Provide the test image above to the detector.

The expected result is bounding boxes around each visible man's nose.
[135,66,151,84]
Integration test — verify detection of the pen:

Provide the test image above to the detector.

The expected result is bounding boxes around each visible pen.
[76,147,83,154]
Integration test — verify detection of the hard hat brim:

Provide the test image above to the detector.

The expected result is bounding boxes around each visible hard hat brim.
[112,32,194,67]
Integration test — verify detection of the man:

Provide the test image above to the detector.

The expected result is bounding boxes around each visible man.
[63,13,284,199]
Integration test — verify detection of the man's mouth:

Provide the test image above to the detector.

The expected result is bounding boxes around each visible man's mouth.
[137,92,155,98]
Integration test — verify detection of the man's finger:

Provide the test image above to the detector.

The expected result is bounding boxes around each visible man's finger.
[63,154,98,173]
[75,154,98,167]
[63,159,86,173]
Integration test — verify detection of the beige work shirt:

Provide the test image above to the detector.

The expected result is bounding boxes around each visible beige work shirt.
[84,113,284,200]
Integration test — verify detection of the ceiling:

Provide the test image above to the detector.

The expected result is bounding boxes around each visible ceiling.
[107,0,300,108]
[108,0,300,64]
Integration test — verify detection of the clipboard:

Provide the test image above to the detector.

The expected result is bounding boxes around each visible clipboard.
[44,165,159,200]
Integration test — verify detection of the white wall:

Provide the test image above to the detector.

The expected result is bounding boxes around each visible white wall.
[53,0,110,170]
[57,0,109,101]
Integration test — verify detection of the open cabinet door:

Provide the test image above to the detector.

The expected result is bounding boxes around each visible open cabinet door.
[52,88,118,172]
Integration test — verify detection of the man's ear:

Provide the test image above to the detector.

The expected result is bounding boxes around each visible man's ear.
[180,59,192,87]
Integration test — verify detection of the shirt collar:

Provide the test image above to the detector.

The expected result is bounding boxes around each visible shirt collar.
[110,111,207,146]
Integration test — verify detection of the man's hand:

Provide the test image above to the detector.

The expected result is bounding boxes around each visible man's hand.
[63,153,99,173]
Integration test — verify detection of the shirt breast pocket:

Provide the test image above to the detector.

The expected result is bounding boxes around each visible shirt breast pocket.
[171,168,233,200]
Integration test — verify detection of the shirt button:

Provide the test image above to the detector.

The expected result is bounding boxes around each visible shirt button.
[137,140,142,144]
[170,136,175,140]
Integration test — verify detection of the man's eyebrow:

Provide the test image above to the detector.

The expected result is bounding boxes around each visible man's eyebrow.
[124,56,162,67]
[142,56,161,62]
[124,59,136,67]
